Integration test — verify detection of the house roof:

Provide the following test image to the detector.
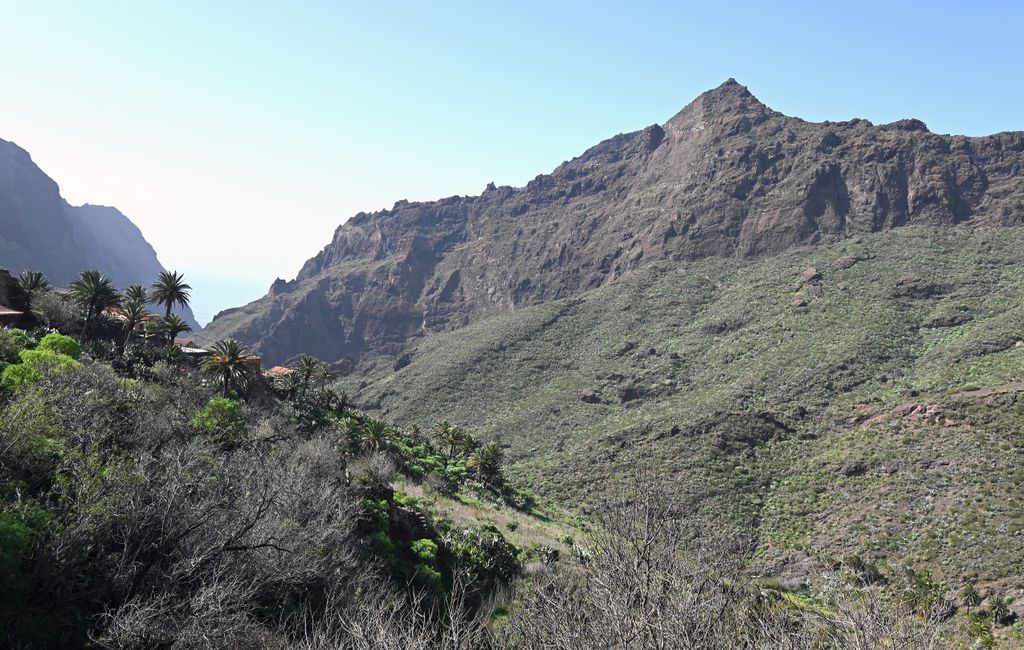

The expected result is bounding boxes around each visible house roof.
[265,365,293,377]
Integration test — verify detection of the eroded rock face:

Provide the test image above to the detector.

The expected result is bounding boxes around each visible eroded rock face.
[0,269,29,312]
[202,79,1024,366]
[0,139,200,328]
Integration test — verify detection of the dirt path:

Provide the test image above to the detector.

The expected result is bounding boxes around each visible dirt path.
[952,382,1024,399]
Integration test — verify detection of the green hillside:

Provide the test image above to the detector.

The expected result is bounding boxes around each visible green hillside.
[343,225,1024,586]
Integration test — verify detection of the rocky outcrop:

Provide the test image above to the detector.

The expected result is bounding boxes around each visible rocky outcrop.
[201,79,1024,365]
[0,138,198,328]
[0,269,29,312]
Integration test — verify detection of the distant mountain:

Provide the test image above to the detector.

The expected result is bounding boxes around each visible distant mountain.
[201,79,1024,365]
[0,138,199,328]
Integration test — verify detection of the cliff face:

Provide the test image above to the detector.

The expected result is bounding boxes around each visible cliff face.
[201,80,1024,365]
[0,138,199,328]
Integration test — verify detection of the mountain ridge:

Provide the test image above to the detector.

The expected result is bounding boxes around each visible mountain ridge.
[200,80,1024,365]
[0,137,199,328]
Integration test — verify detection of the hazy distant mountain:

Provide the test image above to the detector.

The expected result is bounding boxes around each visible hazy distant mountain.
[0,138,199,328]
[201,79,1024,365]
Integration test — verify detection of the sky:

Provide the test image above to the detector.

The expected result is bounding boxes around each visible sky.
[1,1,1022,324]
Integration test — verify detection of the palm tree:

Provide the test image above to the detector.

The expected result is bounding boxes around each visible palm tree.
[151,271,191,318]
[159,314,193,346]
[119,297,149,352]
[961,583,981,614]
[201,339,254,397]
[434,420,468,462]
[467,442,503,485]
[314,363,337,391]
[331,390,353,415]
[293,355,321,394]
[123,283,149,306]
[358,417,392,452]
[16,270,49,293]
[69,270,120,337]
[274,371,303,400]
[989,596,1011,625]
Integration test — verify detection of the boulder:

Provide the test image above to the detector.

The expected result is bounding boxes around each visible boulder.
[800,267,821,283]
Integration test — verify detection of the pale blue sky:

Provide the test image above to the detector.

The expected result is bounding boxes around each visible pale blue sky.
[1,1,1022,323]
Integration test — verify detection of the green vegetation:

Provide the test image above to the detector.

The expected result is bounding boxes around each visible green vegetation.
[68,269,120,337]
[151,270,192,319]
[4,233,1024,647]
[341,225,1024,645]
[15,269,49,294]
[36,331,81,359]
[0,273,548,647]
[191,396,245,434]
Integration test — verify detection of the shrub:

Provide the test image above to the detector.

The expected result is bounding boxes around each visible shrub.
[2,364,43,391]
[191,397,244,434]
[0,329,33,363]
[0,499,56,608]
[36,333,81,360]
[443,524,520,582]
[31,292,78,331]
[18,349,81,377]
[414,562,443,586]
[411,538,439,563]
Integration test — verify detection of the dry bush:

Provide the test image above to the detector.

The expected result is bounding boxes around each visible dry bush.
[493,479,944,650]
[292,570,489,650]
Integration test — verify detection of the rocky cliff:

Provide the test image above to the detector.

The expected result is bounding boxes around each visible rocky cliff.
[0,138,199,328]
[200,80,1024,365]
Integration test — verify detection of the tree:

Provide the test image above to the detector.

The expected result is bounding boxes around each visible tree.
[151,271,191,318]
[274,371,303,401]
[961,582,981,613]
[467,442,503,485]
[315,363,337,391]
[159,314,193,346]
[989,595,1011,625]
[68,270,120,337]
[358,417,392,452]
[201,339,254,397]
[16,270,49,293]
[123,283,149,306]
[434,420,468,462]
[294,355,321,394]
[119,297,149,352]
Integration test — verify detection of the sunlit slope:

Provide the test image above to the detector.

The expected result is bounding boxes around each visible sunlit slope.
[342,225,1024,581]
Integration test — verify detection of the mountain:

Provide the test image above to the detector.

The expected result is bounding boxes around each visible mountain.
[341,225,1024,586]
[200,79,1024,366]
[198,81,1024,588]
[0,138,199,328]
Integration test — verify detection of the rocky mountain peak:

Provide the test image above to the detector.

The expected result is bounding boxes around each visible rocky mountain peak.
[201,82,1024,367]
[665,78,774,134]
